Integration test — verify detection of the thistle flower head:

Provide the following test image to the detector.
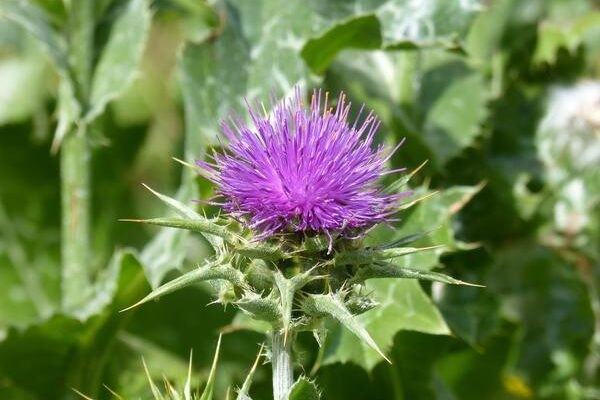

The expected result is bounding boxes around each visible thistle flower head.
[197,88,408,240]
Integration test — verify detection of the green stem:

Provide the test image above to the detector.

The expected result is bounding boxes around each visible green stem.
[272,330,294,400]
[61,124,92,312]
[61,0,95,312]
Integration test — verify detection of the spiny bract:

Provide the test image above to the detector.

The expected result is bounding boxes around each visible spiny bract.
[197,88,409,241]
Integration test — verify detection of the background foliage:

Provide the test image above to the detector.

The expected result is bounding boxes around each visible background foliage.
[0,0,599,399]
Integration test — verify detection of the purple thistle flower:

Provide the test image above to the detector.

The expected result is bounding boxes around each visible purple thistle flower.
[196,88,409,243]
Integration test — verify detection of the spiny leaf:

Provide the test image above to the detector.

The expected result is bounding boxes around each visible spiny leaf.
[385,160,429,194]
[274,267,325,341]
[234,243,288,261]
[302,293,390,363]
[122,259,244,311]
[274,271,295,343]
[141,184,224,249]
[236,344,264,400]
[120,217,236,244]
[184,350,193,400]
[143,358,165,400]
[376,230,434,250]
[142,184,200,220]
[301,236,329,253]
[334,245,443,266]
[288,376,320,400]
[199,334,222,400]
[396,191,440,211]
[351,263,484,287]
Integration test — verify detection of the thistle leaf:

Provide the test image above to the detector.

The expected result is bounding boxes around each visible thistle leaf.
[376,230,434,250]
[199,335,222,400]
[184,350,193,400]
[302,293,390,363]
[143,358,164,400]
[235,243,288,261]
[273,271,295,341]
[274,268,324,340]
[120,217,237,244]
[334,245,442,266]
[85,0,151,122]
[236,344,263,400]
[288,376,320,400]
[352,263,483,287]
[142,184,200,220]
[122,259,244,311]
[141,184,224,249]
[375,245,445,260]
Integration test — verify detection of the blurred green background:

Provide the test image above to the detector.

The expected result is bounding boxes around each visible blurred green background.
[0,0,599,399]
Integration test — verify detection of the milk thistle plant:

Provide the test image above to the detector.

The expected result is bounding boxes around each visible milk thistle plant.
[125,88,478,400]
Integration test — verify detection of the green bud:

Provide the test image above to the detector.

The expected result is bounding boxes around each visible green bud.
[244,259,275,292]
[236,291,282,324]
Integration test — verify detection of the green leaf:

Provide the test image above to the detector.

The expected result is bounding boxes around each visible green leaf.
[142,184,200,220]
[317,186,481,370]
[140,222,190,289]
[73,248,142,320]
[0,315,87,400]
[320,280,449,370]
[123,258,244,311]
[0,34,49,125]
[141,183,224,252]
[533,12,600,65]
[234,243,288,261]
[199,334,222,400]
[121,217,236,244]
[236,345,263,400]
[486,243,595,394]
[0,200,57,330]
[0,0,70,78]
[352,263,483,287]
[288,376,320,400]
[376,0,483,48]
[85,0,152,122]
[180,0,315,146]
[392,185,483,252]
[274,268,322,337]
[0,0,80,149]
[301,0,483,73]
[301,14,381,74]
[334,245,443,267]
[304,293,390,364]
[418,53,489,167]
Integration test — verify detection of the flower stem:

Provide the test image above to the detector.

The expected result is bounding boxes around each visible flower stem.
[272,330,294,400]
[61,124,92,312]
[61,0,95,313]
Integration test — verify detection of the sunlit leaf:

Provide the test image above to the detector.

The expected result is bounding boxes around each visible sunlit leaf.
[85,0,152,122]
